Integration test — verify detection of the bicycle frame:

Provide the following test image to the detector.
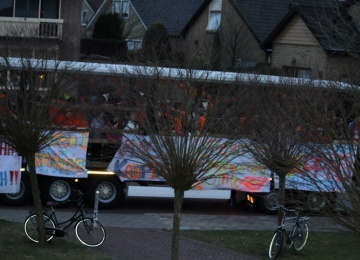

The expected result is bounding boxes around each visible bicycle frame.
[25,190,106,247]
[276,205,309,246]
[277,212,299,245]
[269,205,310,259]
[44,198,89,235]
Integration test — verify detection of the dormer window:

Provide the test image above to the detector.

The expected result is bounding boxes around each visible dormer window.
[114,0,129,18]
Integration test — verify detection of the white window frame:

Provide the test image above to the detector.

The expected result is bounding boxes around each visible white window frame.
[6,0,62,19]
[297,68,311,79]
[206,10,221,32]
[206,0,222,32]
[127,39,142,50]
[283,66,312,79]
[113,0,129,18]
[81,10,89,26]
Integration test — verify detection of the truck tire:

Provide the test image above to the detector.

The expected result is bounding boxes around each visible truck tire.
[257,191,279,214]
[306,192,326,212]
[41,177,74,203]
[0,174,32,206]
[86,176,125,209]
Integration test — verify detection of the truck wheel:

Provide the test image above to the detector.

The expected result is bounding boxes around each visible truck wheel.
[307,192,326,212]
[0,174,31,206]
[41,178,74,203]
[257,191,278,214]
[86,176,125,209]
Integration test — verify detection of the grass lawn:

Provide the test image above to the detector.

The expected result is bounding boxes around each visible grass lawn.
[0,219,110,260]
[1,219,359,259]
[181,229,360,259]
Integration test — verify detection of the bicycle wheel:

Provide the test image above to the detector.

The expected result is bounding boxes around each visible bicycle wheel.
[24,214,56,243]
[292,222,309,251]
[269,230,283,259]
[75,218,106,247]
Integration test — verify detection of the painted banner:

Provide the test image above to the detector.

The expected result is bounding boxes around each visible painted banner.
[107,135,357,193]
[0,143,22,193]
[284,143,354,192]
[107,134,271,193]
[35,131,88,178]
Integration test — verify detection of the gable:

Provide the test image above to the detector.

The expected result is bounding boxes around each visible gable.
[274,14,319,46]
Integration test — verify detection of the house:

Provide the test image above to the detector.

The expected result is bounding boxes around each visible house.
[0,0,83,60]
[261,3,360,80]
[82,0,211,56]
[82,0,112,38]
[82,0,360,80]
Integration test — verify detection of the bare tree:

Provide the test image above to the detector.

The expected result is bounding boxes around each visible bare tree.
[237,80,312,223]
[108,66,249,259]
[0,24,85,243]
[293,80,360,233]
[306,0,360,81]
[219,14,260,72]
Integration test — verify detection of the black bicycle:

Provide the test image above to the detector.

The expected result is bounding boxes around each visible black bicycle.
[269,205,310,259]
[24,190,106,247]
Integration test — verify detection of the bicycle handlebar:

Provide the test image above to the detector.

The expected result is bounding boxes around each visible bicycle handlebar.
[275,204,298,213]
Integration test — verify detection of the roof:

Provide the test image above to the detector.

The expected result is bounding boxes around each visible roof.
[229,0,334,44]
[130,0,210,36]
[261,4,360,52]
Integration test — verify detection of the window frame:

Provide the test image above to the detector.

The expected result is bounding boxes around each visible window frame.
[127,39,142,50]
[113,0,129,18]
[81,10,89,26]
[0,0,61,19]
[206,10,221,32]
[283,66,312,79]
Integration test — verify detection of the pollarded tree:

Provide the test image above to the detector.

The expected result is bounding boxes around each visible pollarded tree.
[142,21,172,63]
[238,81,311,223]
[296,80,360,233]
[108,66,250,259]
[0,26,85,243]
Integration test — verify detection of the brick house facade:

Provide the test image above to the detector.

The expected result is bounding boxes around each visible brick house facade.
[0,0,82,61]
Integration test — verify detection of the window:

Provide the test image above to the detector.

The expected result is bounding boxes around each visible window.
[297,68,311,79]
[1,0,60,18]
[283,66,312,79]
[0,0,13,17]
[15,0,39,18]
[235,59,256,70]
[114,0,129,18]
[82,10,89,26]
[127,40,142,50]
[40,0,59,19]
[206,11,221,32]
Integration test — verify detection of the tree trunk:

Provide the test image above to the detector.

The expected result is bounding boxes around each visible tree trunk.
[171,188,184,260]
[277,174,286,225]
[27,153,46,244]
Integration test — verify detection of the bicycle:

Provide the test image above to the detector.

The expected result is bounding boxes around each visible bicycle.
[24,190,106,247]
[269,205,310,259]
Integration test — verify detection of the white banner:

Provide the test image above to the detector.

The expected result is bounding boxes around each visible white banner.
[0,143,22,193]
[35,131,88,178]
[107,134,359,193]
[107,134,271,193]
